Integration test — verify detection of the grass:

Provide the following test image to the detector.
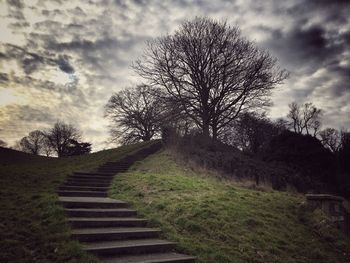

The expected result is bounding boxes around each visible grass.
[110,149,350,263]
[0,141,155,263]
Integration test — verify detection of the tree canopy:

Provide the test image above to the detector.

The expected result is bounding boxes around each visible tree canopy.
[105,85,163,144]
[134,17,288,139]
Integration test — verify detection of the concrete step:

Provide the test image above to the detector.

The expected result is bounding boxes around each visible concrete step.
[59,185,110,192]
[101,252,196,263]
[96,170,127,173]
[68,174,114,180]
[68,217,147,228]
[72,227,161,241]
[82,239,176,256]
[75,171,115,176]
[59,197,128,209]
[104,162,132,166]
[63,181,111,187]
[65,208,137,218]
[66,178,112,184]
[99,165,129,168]
[58,190,108,197]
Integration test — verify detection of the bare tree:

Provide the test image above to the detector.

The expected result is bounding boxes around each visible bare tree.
[105,85,163,144]
[42,136,53,157]
[45,121,82,157]
[319,128,342,152]
[19,130,46,155]
[134,17,288,140]
[287,102,322,136]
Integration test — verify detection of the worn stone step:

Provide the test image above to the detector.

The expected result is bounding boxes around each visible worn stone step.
[66,179,112,185]
[104,162,132,166]
[59,185,110,192]
[75,171,115,176]
[69,174,114,180]
[68,217,147,228]
[65,208,137,218]
[59,197,128,209]
[100,252,196,263]
[58,190,108,197]
[97,168,128,173]
[72,227,161,241]
[82,239,176,256]
[97,170,127,173]
[63,181,111,187]
[99,165,129,168]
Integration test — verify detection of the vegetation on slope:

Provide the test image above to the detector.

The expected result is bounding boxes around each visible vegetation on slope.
[110,149,350,263]
[0,141,155,263]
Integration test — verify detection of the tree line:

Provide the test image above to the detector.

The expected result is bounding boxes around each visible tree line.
[14,121,91,157]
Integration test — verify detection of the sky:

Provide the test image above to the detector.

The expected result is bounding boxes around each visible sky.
[0,0,349,151]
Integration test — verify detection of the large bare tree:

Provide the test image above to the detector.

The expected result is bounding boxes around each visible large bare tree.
[105,85,164,144]
[134,17,288,139]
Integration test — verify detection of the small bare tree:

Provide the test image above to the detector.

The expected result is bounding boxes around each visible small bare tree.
[105,85,163,144]
[19,130,46,155]
[287,102,322,136]
[319,128,350,153]
[134,17,288,140]
[45,121,82,157]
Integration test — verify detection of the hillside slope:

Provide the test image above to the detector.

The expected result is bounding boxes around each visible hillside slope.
[110,150,350,263]
[0,141,156,263]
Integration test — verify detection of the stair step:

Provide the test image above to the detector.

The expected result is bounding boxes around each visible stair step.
[68,217,147,228]
[101,252,195,263]
[104,162,132,166]
[66,178,112,184]
[75,171,115,176]
[65,208,137,217]
[83,239,176,256]
[58,190,108,197]
[63,181,111,187]
[97,170,127,173]
[72,227,161,241]
[68,174,114,180]
[59,186,110,192]
[59,197,128,209]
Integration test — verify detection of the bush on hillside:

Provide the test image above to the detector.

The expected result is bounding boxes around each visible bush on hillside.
[262,131,337,192]
[166,133,293,190]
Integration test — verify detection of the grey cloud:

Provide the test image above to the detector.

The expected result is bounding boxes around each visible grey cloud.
[57,55,75,74]
[6,0,24,9]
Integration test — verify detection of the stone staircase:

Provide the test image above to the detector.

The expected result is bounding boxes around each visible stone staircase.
[58,143,195,263]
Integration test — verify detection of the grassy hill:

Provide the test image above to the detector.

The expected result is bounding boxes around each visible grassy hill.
[0,142,155,263]
[110,149,350,263]
[1,143,349,262]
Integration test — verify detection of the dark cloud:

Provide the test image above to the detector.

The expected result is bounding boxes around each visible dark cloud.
[266,24,338,67]
[0,43,75,75]
[6,0,24,9]
[57,56,75,74]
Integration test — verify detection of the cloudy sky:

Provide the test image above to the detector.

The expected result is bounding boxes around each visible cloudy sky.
[0,0,349,151]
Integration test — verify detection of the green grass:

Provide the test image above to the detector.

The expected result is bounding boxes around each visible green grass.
[110,149,350,263]
[0,141,155,263]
